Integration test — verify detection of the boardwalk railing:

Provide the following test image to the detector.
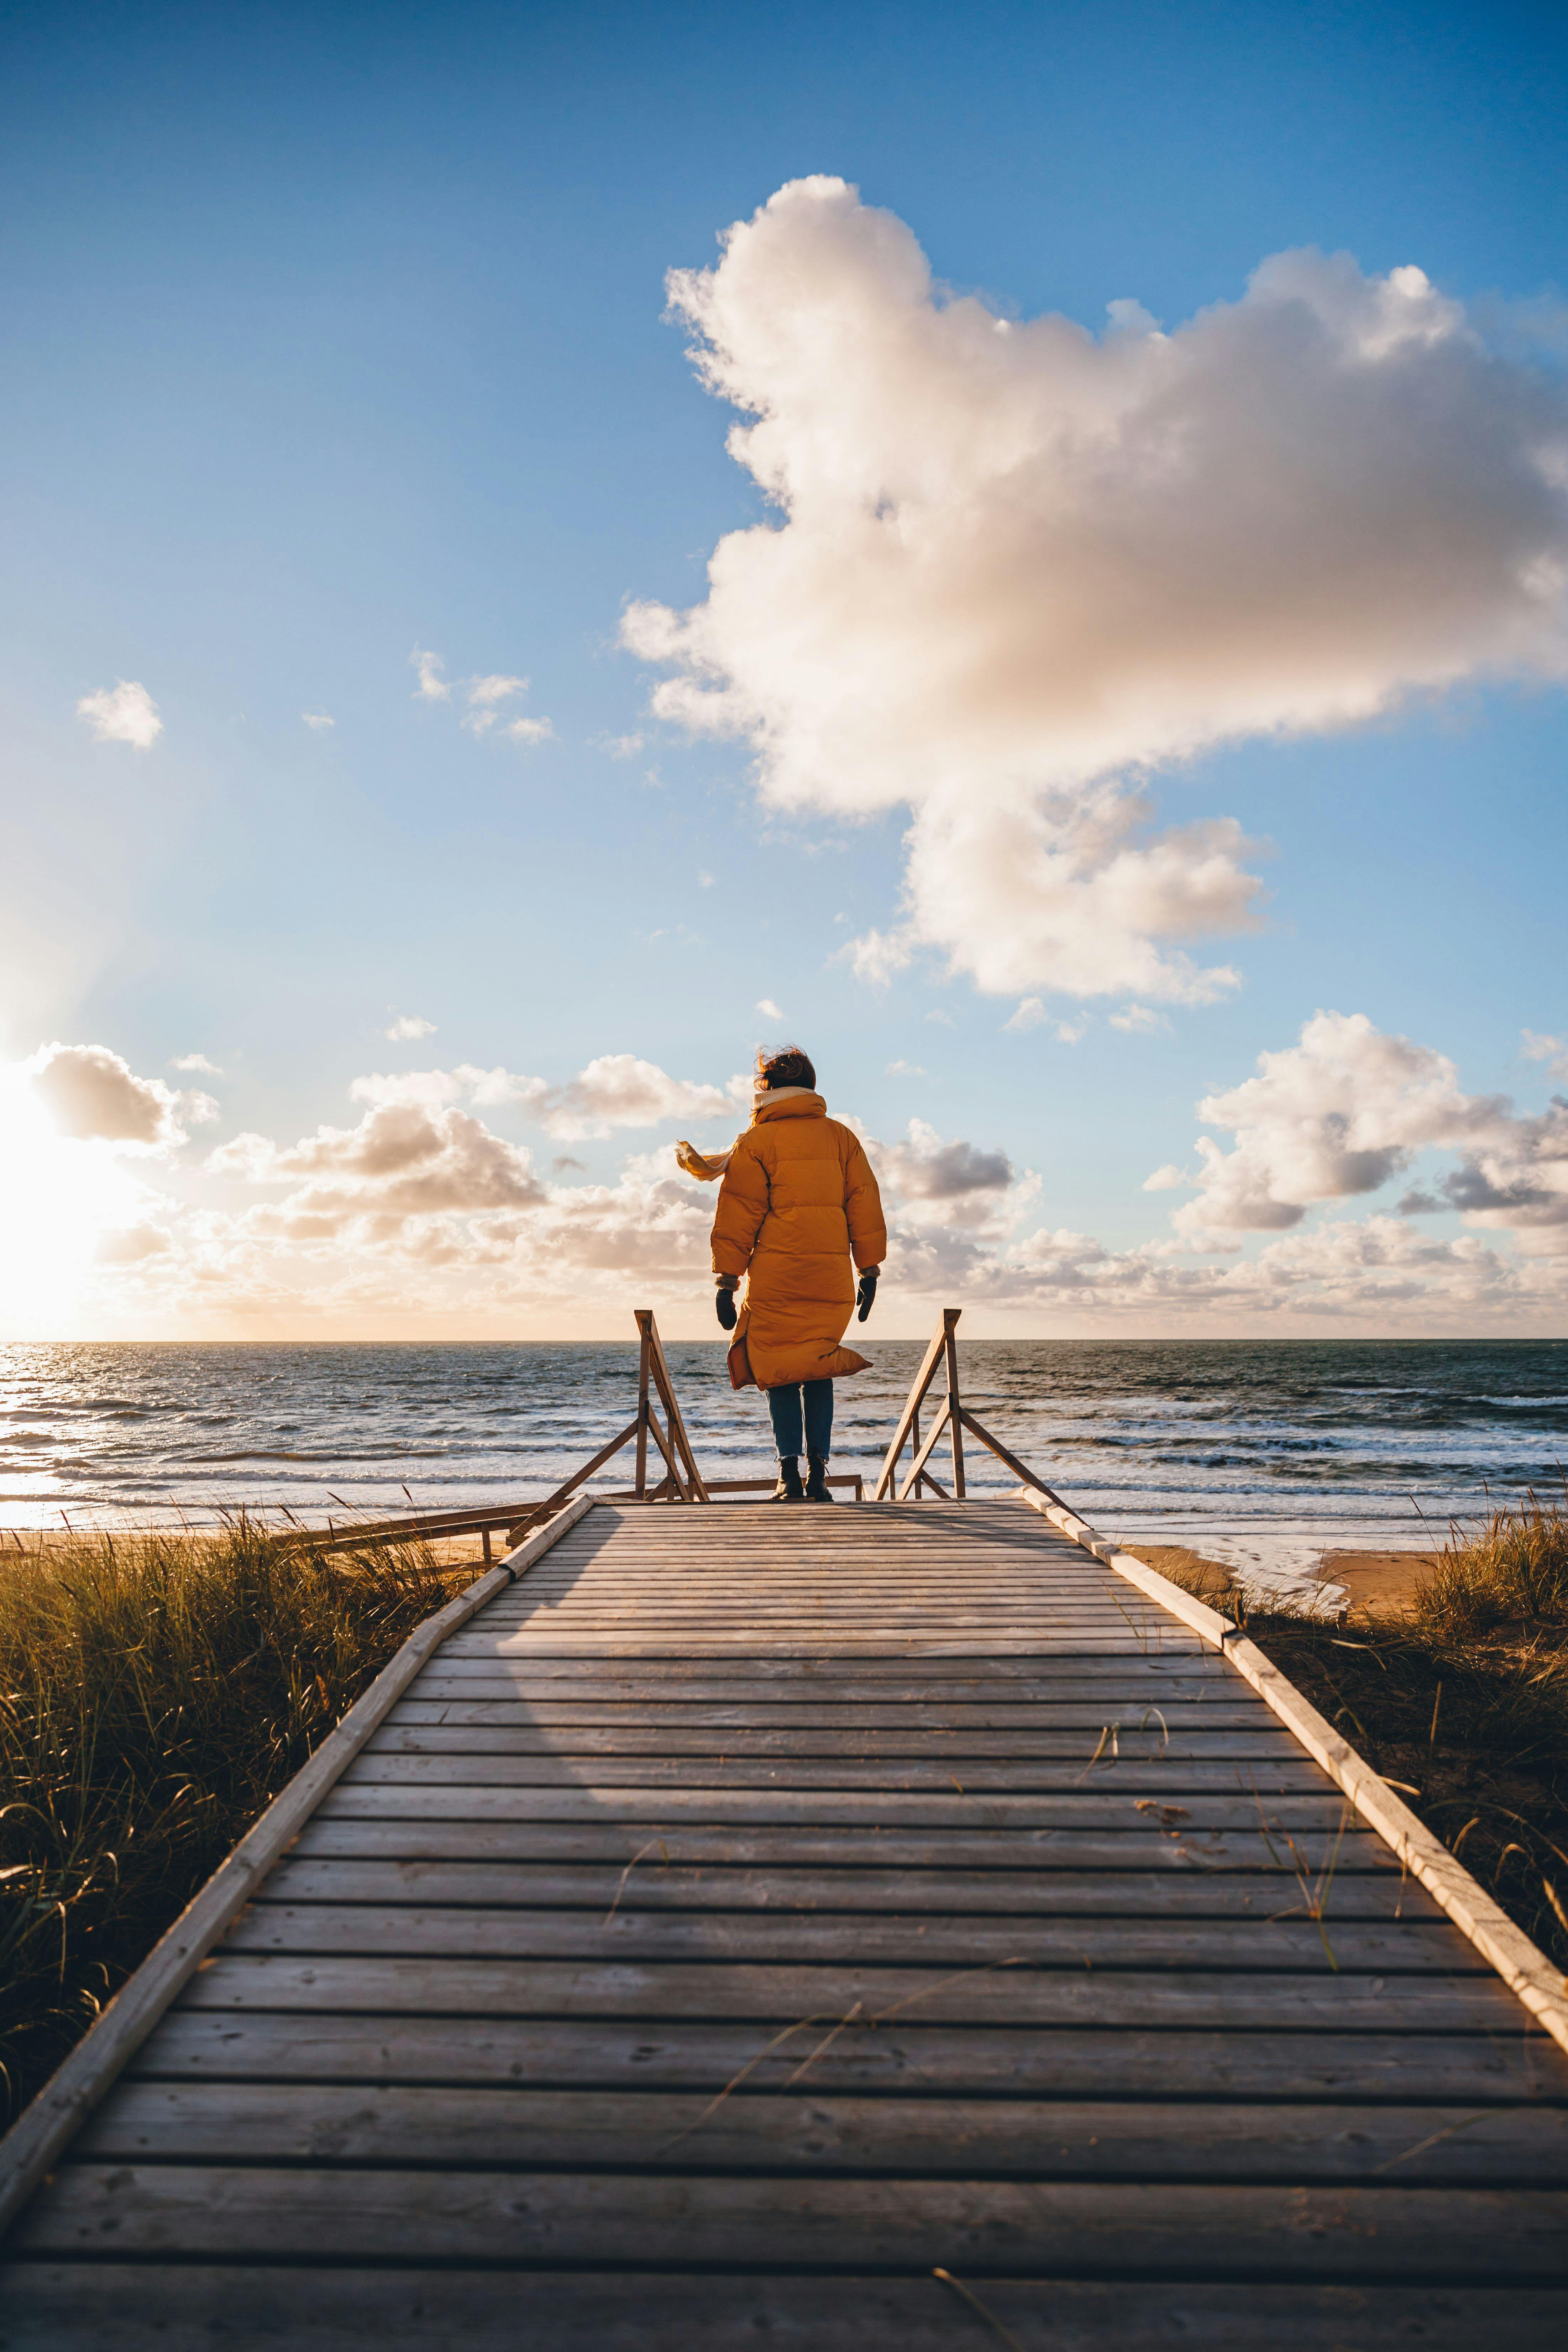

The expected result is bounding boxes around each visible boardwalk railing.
[872,1307,1068,1504]
[276,1309,864,1556]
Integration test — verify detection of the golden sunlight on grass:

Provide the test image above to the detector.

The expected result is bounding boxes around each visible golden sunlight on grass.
[0,1520,474,2123]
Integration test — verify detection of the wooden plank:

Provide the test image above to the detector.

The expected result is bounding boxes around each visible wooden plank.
[385,1698,1284,1728]
[450,1645,1213,1660]
[484,1580,1133,1600]
[4,2267,1563,2352]
[0,1497,596,2243]
[406,1662,1234,1694]
[130,2010,1568,2104]
[493,1568,1115,1585]
[364,1724,1305,1758]
[226,1903,1471,1973]
[177,1954,1525,2030]
[340,1754,1331,1792]
[77,2082,1568,2181]
[16,2166,1568,2278]
[438,1640,1191,1658]
[290,1816,1406,1873]
[259,1856,1444,1920]
[318,1784,1359,1826]
[404,1654,1235,1682]
[444,1604,1184,1636]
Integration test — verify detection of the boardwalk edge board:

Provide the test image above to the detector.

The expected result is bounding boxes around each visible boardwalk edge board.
[1019,1487,1568,2055]
[0,1493,595,2241]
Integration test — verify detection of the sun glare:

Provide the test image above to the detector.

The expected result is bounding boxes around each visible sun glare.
[0,1064,148,1333]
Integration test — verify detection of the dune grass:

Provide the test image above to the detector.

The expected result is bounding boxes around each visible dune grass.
[0,1521,470,2127]
[1167,1493,1568,1971]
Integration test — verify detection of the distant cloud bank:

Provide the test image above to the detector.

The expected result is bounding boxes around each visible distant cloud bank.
[9,1012,1568,1335]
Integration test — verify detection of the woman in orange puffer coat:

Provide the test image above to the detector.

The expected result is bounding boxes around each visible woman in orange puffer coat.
[680,1045,886,1504]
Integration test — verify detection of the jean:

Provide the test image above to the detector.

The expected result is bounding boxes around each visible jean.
[767,1378,834,1460]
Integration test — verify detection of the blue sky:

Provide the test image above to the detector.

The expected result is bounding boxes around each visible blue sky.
[2,0,1566,1337]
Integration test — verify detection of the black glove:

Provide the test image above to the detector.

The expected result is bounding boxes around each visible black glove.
[856,1269,879,1323]
[715,1285,738,1331]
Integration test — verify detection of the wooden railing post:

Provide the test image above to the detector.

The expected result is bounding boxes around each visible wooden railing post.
[635,1317,652,1499]
[944,1315,966,1501]
[874,1309,961,1500]
[636,1308,710,1503]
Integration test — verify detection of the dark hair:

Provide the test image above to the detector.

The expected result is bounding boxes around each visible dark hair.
[757,1043,816,1091]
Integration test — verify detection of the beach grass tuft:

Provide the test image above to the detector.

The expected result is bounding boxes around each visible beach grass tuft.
[1411,1488,1568,1636]
[1164,1492,1568,1972]
[0,1519,469,2127]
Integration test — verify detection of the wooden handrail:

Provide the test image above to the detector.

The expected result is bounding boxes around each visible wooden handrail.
[636,1309,709,1501]
[874,1309,1064,1505]
[271,1311,714,1556]
[870,1317,959,1496]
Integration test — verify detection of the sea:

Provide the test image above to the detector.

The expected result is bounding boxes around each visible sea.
[2,1339,1564,1603]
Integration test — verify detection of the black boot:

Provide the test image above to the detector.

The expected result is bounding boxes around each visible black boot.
[806,1451,833,1503]
[772,1456,805,1503]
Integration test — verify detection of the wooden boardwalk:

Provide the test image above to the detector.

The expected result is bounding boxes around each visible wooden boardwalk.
[4,1498,1568,2346]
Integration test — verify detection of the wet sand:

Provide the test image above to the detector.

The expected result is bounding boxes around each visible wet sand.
[1316,1549,1439,1615]
[1126,1542,1439,1617]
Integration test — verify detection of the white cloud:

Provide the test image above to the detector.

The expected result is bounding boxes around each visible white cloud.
[410,666,554,742]
[171,1053,223,1075]
[95,1223,172,1265]
[844,929,912,987]
[755,998,785,1020]
[885,1059,926,1077]
[302,711,335,730]
[1110,1004,1168,1034]
[697,870,716,888]
[1523,1029,1568,1082]
[410,647,450,702]
[626,177,1568,1006]
[385,1013,437,1041]
[882,1117,1012,1201]
[602,732,646,758]
[346,1055,736,1142]
[1159,1009,1568,1250]
[462,675,527,736]
[29,1043,186,1150]
[77,680,162,750]
[1143,1162,1189,1192]
[177,1090,221,1126]
[1004,998,1090,1043]
[543,1054,733,1141]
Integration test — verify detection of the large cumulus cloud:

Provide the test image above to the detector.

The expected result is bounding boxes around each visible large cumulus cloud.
[625,177,1568,1004]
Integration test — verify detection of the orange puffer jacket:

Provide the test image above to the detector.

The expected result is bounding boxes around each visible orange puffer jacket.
[709,1090,887,1390]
